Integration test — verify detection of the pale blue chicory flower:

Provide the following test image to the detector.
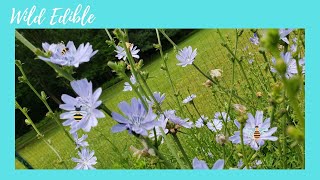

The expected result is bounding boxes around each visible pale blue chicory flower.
[250,33,259,45]
[182,94,196,104]
[176,46,197,67]
[237,159,262,169]
[164,110,193,128]
[207,119,223,132]
[115,43,140,60]
[270,52,305,78]
[146,92,166,107]
[214,112,230,122]
[148,114,169,143]
[279,29,294,44]
[192,157,224,169]
[229,111,278,150]
[60,79,105,133]
[39,41,98,67]
[72,132,89,149]
[123,75,137,92]
[290,37,298,52]
[72,148,97,170]
[111,97,158,136]
[195,115,208,128]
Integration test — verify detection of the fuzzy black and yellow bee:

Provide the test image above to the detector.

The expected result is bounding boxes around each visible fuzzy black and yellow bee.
[253,126,261,140]
[61,47,69,55]
[72,106,86,122]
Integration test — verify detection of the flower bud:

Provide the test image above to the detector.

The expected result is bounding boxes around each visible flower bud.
[153,43,161,50]
[15,60,23,67]
[140,71,149,80]
[275,58,287,76]
[105,40,115,46]
[41,91,47,100]
[25,119,31,125]
[160,64,167,71]
[18,76,27,83]
[113,29,126,40]
[136,59,144,70]
[107,61,118,71]
[237,114,248,124]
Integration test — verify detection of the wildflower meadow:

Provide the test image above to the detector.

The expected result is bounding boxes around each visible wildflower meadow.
[15,29,305,169]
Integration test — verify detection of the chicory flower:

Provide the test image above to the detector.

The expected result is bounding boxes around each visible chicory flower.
[39,41,98,67]
[111,97,158,136]
[72,148,97,170]
[176,46,197,67]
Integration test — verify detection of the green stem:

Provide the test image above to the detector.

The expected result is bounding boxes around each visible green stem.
[240,123,249,168]
[142,137,174,169]
[155,29,185,116]
[159,29,178,49]
[159,128,187,169]
[105,29,117,48]
[172,134,192,169]
[282,115,287,169]
[217,30,255,96]
[192,63,247,104]
[15,100,68,169]
[16,63,75,144]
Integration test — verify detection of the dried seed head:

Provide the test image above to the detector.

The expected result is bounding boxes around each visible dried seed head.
[256,91,263,98]
[203,79,213,87]
[233,104,247,114]
[210,69,223,79]
[216,134,227,145]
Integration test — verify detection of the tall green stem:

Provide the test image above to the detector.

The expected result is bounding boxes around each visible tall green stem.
[16,62,75,144]
[240,123,249,168]
[172,134,192,169]
[15,100,68,169]
[155,29,185,116]
[217,30,255,97]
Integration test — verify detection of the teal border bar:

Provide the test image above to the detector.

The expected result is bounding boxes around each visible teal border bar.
[1,0,319,179]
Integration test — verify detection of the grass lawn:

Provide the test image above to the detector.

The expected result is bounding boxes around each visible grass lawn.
[15,29,274,169]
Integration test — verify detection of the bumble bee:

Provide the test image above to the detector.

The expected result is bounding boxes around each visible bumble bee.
[61,47,69,55]
[253,126,261,140]
[72,106,86,122]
